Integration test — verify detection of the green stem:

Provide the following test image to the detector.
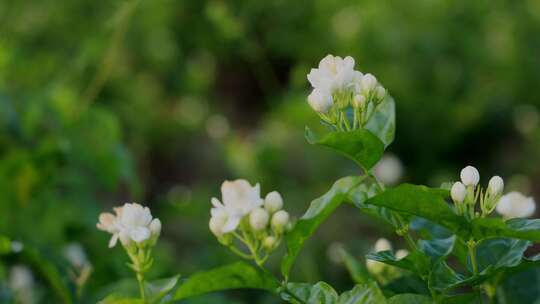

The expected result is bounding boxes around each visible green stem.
[137,272,146,302]
[468,240,478,275]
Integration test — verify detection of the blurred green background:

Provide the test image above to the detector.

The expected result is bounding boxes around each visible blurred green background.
[1,0,539,303]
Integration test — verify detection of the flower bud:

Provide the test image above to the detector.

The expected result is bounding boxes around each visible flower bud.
[271,210,290,232]
[361,74,377,92]
[488,176,504,196]
[209,216,227,237]
[249,208,269,231]
[352,94,366,108]
[263,236,277,250]
[451,182,466,203]
[375,86,386,100]
[307,88,333,113]
[395,249,409,260]
[264,191,283,213]
[374,238,392,252]
[460,166,480,186]
[150,218,162,237]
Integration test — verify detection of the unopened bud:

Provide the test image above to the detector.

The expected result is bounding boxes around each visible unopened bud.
[353,94,366,108]
[249,208,269,231]
[263,236,277,250]
[460,166,480,186]
[451,182,466,203]
[374,238,392,252]
[264,191,283,213]
[488,176,504,196]
[308,89,333,113]
[271,210,290,232]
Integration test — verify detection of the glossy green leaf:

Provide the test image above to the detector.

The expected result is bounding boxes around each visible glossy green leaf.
[410,217,453,239]
[418,236,456,260]
[146,275,180,303]
[365,95,396,148]
[281,176,364,278]
[98,296,144,304]
[281,282,338,303]
[338,282,388,304]
[305,126,384,170]
[428,261,467,292]
[366,250,431,276]
[388,294,433,304]
[470,217,540,242]
[500,267,540,303]
[348,179,405,229]
[472,238,530,273]
[440,293,482,304]
[365,184,465,234]
[174,262,279,300]
[383,275,429,295]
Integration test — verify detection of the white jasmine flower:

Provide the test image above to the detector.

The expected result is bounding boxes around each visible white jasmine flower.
[210,179,264,233]
[352,94,366,108]
[360,73,378,93]
[249,208,270,231]
[307,54,356,93]
[496,192,536,218]
[63,243,89,269]
[375,85,386,100]
[97,209,122,248]
[488,176,504,196]
[395,249,409,260]
[374,238,392,252]
[451,182,467,203]
[271,210,290,232]
[460,166,480,186]
[97,203,160,248]
[373,154,404,185]
[209,215,227,237]
[307,88,333,113]
[264,191,283,213]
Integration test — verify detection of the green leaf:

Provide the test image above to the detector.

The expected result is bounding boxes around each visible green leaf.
[339,248,372,284]
[281,282,338,303]
[410,217,453,239]
[418,236,456,260]
[146,275,180,303]
[388,294,433,304]
[366,250,431,276]
[365,95,395,148]
[174,262,278,300]
[440,293,482,304]
[282,281,388,304]
[500,267,540,303]
[281,176,364,278]
[338,282,388,304]
[98,296,144,304]
[365,184,466,233]
[305,126,384,170]
[428,261,467,292]
[348,179,405,229]
[470,217,540,242]
[472,238,530,273]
